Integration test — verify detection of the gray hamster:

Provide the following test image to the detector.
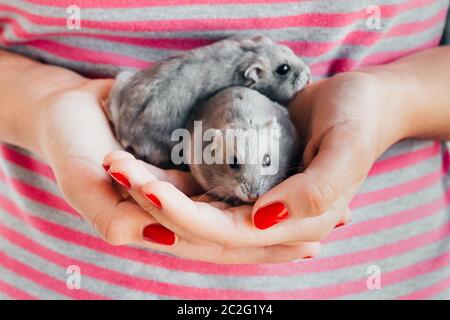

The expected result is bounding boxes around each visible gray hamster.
[184,87,300,204]
[106,35,310,167]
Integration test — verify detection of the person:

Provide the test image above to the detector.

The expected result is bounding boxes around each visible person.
[0,0,449,299]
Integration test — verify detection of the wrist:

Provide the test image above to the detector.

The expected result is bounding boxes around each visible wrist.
[30,73,89,160]
[359,65,425,143]
[34,78,114,166]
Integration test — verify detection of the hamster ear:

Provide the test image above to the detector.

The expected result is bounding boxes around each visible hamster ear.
[251,35,270,43]
[244,62,264,85]
[265,116,280,128]
[264,117,281,139]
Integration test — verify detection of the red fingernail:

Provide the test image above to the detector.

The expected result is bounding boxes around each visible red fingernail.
[254,202,288,230]
[144,193,162,209]
[110,171,131,189]
[334,222,345,228]
[102,164,110,171]
[303,256,313,259]
[143,224,175,246]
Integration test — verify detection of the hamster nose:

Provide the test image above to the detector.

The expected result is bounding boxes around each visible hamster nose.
[247,192,259,202]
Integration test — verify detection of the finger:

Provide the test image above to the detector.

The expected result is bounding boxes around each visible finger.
[334,207,352,228]
[137,160,203,196]
[83,159,322,262]
[107,158,346,247]
[102,150,135,198]
[102,150,135,171]
[108,158,231,247]
[70,159,323,263]
[252,127,372,230]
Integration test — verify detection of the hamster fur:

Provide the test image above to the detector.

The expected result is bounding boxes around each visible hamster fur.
[185,87,300,204]
[106,35,309,167]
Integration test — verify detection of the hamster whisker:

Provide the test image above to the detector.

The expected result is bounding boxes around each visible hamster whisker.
[196,186,223,203]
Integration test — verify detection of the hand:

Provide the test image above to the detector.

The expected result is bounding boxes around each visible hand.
[33,78,317,264]
[254,70,408,228]
[110,71,406,250]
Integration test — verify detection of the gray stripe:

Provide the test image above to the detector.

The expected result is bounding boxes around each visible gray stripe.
[0,230,165,299]
[431,285,450,299]
[344,246,450,299]
[0,293,11,300]
[1,20,444,81]
[0,265,65,299]
[351,179,448,222]
[4,0,414,21]
[4,2,443,62]
[360,148,440,194]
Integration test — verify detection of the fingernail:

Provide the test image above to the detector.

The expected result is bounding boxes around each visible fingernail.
[254,202,288,230]
[303,256,313,259]
[102,164,110,171]
[334,222,345,228]
[143,224,175,246]
[110,171,131,189]
[144,193,162,209]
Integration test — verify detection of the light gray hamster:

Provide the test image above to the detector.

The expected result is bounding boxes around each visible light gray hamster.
[184,87,300,204]
[106,35,310,167]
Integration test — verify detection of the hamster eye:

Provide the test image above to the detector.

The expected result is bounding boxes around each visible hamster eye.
[229,156,241,170]
[276,64,290,75]
[262,154,271,167]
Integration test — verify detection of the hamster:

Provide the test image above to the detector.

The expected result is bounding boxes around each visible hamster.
[106,35,310,167]
[184,87,300,204]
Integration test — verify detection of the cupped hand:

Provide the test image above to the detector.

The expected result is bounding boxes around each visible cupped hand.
[34,78,317,263]
[111,70,406,249]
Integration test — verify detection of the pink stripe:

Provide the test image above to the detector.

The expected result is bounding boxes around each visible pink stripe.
[0,188,448,278]
[24,0,319,8]
[310,36,441,75]
[285,8,447,57]
[0,223,263,299]
[350,168,444,209]
[5,34,439,78]
[0,278,37,300]
[0,145,55,180]
[443,147,450,173]
[0,168,78,217]
[1,217,449,299]
[368,141,440,176]
[0,0,436,32]
[271,247,450,299]
[0,251,108,300]
[18,40,151,69]
[0,5,445,57]
[399,274,450,299]
[327,188,450,242]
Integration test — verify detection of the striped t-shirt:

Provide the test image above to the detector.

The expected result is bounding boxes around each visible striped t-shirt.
[0,0,449,300]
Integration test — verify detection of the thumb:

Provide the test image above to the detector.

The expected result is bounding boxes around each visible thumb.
[252,128,373,230]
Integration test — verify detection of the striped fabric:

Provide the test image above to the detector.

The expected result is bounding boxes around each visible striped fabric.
[0,0,449,299]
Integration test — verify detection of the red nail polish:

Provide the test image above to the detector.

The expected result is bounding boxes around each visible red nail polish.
[303,256,313,259]
[102,164,110,171]
[254,202,288,230]
[144,193,162,209]
[110,171,131,189]
[143,224,175,245]
[334,222,345,228]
